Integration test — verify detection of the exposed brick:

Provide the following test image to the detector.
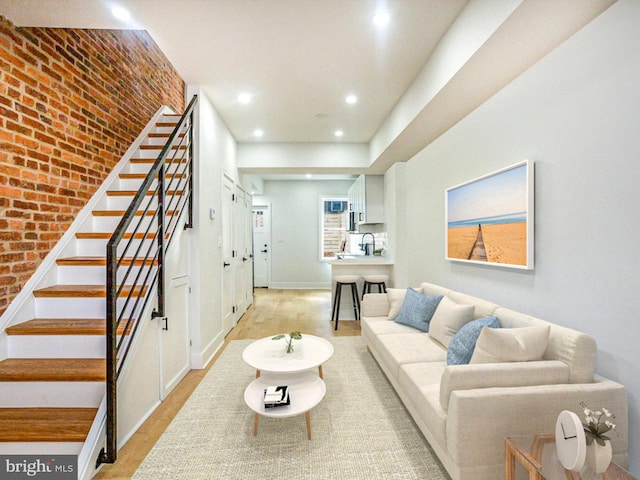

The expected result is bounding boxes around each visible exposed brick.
[0,15,185,314]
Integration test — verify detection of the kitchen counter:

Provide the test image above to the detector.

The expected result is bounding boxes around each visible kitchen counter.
[328,256,393,265]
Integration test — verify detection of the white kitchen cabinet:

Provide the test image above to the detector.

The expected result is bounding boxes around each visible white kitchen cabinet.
[348,175,384,231]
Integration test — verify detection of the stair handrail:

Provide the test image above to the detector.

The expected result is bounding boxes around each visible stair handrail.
[98,94,198,465]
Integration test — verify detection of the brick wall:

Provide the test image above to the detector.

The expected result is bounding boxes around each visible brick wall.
[0,16,185,315]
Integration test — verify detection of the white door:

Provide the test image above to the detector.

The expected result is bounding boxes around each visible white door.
[159,275,190,399]
[234,188,246,317]
[252,205,270,288]
[243,193,254,307]
[222,176,235,336]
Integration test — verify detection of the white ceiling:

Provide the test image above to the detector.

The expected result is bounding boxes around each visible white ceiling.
[0,0,617,177]
[0,0,467,144]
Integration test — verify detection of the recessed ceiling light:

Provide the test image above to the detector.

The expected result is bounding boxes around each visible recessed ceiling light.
[372,11,390,27]
[253,129,264,138]
[334,130,344,137]
[238,93,251,104]
[306,174,312,179]
[111,6,131,22]
[345,95,357,105]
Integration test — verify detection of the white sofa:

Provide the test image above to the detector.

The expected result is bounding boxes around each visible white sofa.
[361,282,628,480]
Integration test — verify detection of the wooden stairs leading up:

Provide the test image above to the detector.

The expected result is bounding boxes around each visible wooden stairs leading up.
[0,113,182,461]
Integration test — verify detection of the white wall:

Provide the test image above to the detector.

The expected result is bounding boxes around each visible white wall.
[186,86,237,367]
[237,142,369,173]
[392,1,640,473]
[253,179,354,289]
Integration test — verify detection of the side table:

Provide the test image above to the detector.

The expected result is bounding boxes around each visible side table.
[505,434,636,480]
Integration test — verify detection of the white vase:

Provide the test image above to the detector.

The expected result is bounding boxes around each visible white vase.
[585,439,612,474]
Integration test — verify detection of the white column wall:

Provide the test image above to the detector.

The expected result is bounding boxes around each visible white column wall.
[187,86,237,368]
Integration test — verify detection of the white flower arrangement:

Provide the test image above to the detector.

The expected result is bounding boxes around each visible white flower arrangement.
[580,402,616,446]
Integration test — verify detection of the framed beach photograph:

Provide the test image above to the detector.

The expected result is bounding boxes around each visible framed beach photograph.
[445,160,534,270]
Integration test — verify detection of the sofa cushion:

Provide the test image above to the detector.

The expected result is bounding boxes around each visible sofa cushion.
[376,333,447,379]
[494,307,596,384]
[398,362,448,452]
[446,290,499,319]
[429,297,475,348]
[386,287,428,319]
[439,360,570,412]
[361,317,421,353]
[394,288,443,332]
[447,316,500,365]
[386,288,410,319]
[470,325,550,364]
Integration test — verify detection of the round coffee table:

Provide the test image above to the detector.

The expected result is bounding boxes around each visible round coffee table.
[242,335,333,439]
[242,334,334,379]
[244,371,326,440]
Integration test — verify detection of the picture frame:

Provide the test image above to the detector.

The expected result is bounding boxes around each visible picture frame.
[445,160,534,270]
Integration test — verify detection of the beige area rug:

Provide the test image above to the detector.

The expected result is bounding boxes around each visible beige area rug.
[133,337,450,480]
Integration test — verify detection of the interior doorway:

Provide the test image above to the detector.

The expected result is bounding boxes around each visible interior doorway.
[252,205,270,288]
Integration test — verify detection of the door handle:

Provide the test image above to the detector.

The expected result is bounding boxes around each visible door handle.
[242,257,248,262]
[261,249,268,253]
[223,262,230,267]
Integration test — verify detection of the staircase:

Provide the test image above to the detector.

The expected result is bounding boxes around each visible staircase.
[0,101,194,477]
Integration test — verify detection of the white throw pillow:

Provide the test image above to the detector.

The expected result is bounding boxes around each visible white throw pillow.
[387,287,421,320]
[469,325,550,364]
[428,297,474,348]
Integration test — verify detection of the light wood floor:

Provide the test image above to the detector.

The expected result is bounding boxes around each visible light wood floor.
[94,288,360,479]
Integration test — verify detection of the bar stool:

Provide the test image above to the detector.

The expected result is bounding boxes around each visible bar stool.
[331,275,360,330]
[361,274,388,299]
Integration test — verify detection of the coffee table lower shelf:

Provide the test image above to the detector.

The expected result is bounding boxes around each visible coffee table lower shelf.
[244,370,326,440]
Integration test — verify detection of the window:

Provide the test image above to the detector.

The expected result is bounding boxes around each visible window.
[320,197,348,259]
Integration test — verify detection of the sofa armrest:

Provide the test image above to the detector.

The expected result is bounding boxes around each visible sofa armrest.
[439,360,570,412]
[446,378,628,470]
[361,293,390,317]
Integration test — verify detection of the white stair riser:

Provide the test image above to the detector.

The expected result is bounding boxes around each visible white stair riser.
[76,238,156,257]
[154,126,176,135]
[132,147,189,159]
[35,297,145,319]
[57,265,149,285]
[8,335,106,358]
[0,382,103,407]
[92,213,156,232]
[106,195,158,211]
[0,442,83,455]
[127,161,186,175]
[118,177,155,190]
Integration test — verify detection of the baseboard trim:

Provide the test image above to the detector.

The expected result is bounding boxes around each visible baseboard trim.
[268,282,331,290]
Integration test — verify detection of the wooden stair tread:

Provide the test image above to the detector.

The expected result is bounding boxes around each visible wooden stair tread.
[0,358,105,381]
[119,173,186,179]
[139,145,186,150]
[148,132,184,138]
[33,284,148,298]
[0,408,97,442]
[75,232,156,240]
[6,318,128,336]
[106,189,182,196]
[56,256,156,267]
[91,209,176,217]
[129,157,188,164]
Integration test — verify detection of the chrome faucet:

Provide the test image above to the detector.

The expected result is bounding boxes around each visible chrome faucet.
[361,232,375,256]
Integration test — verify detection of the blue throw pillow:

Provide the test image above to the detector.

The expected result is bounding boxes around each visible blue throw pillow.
[447,316,500,365]
[393,288,443,332]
